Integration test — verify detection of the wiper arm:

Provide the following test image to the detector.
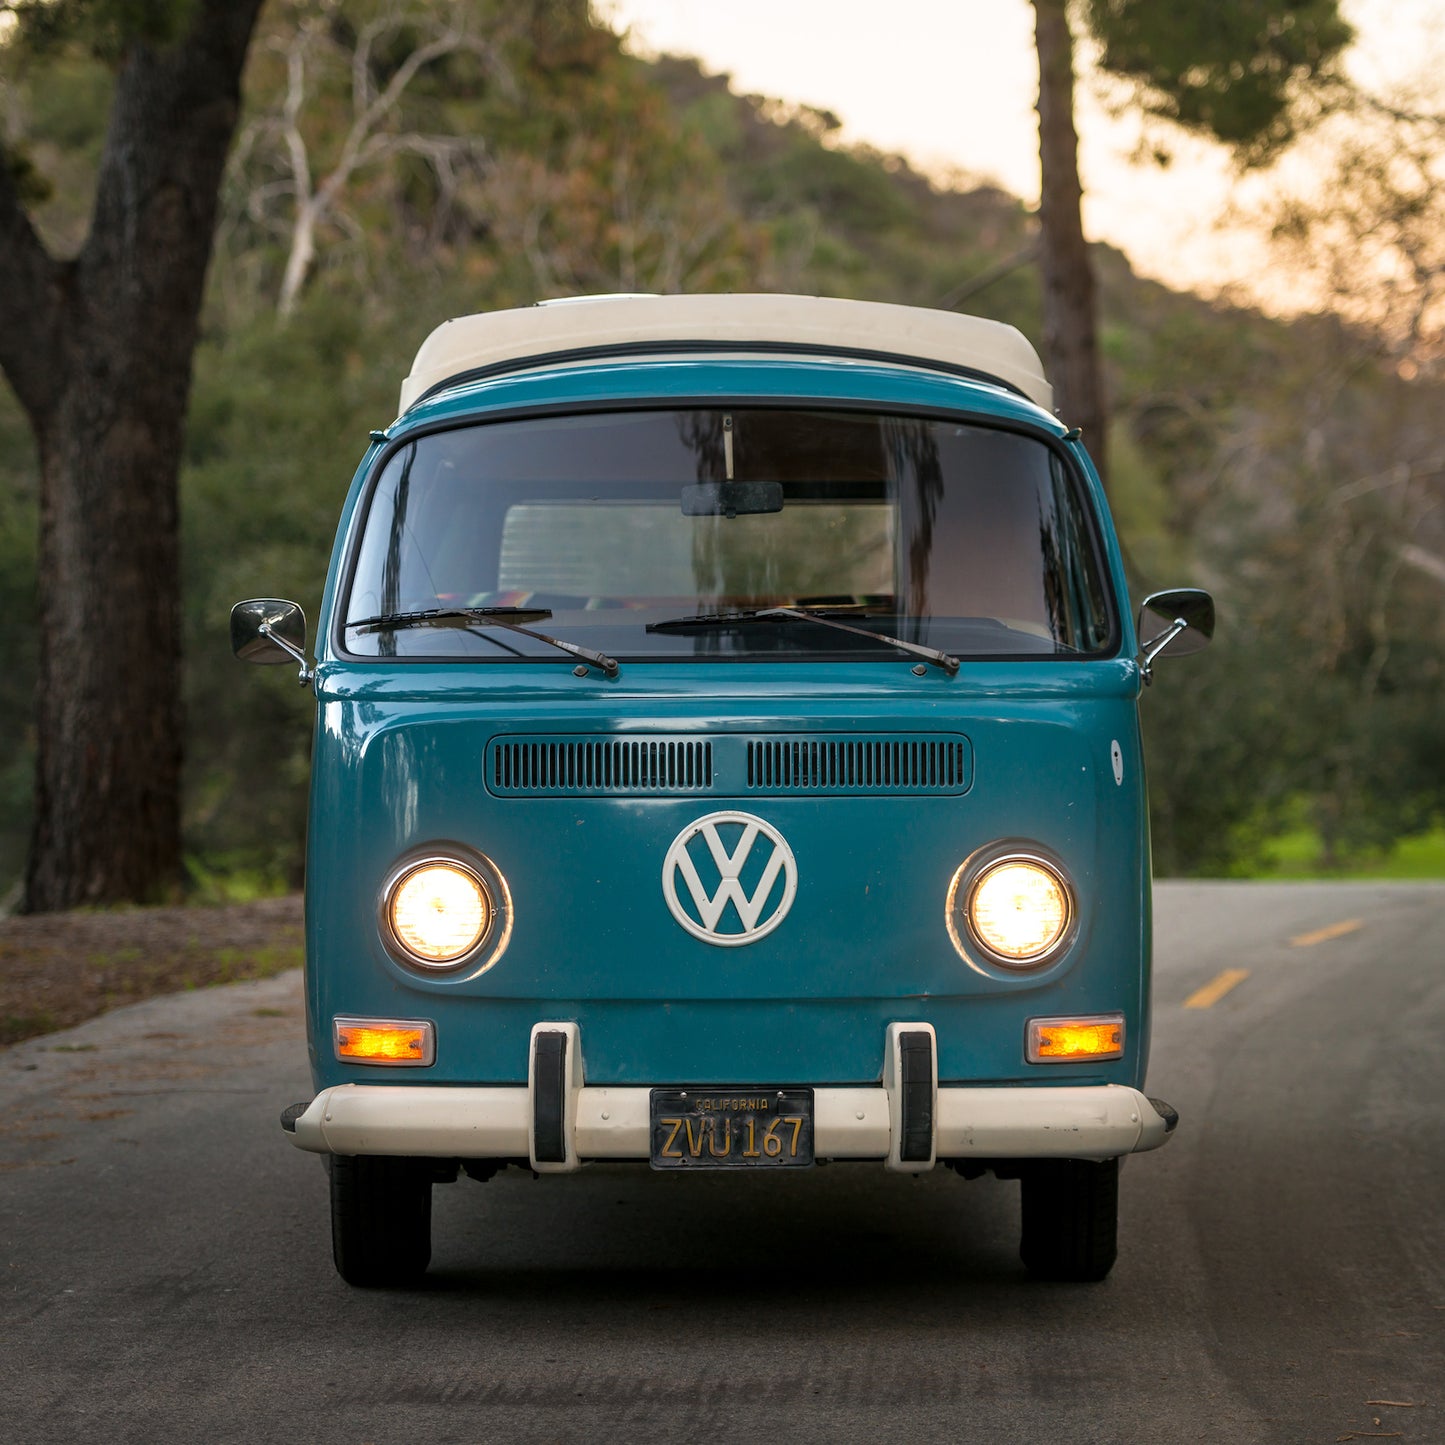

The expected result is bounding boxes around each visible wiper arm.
[347,607,620,678]
[647,607,959,675]
[767,607,959,674]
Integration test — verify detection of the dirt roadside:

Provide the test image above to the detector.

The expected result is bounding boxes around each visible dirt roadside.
[0,895,303,1046]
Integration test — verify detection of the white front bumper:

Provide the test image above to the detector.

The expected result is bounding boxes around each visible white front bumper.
[289,1079,1172,1166]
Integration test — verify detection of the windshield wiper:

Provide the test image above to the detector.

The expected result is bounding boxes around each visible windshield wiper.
[648,607,959,675]
[347,607,620,678]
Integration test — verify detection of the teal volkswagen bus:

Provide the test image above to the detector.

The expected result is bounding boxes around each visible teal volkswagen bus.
[233,294,1211,1286]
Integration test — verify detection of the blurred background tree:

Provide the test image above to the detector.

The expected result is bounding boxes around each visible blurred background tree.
[0,0,264,911]
[1031,0,1354,490]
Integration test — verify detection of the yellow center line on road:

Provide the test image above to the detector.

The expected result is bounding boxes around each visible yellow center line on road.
[1183,968,1250,1009]
[1289,917,1364,948]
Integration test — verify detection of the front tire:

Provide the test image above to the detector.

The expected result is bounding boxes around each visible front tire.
[1019,1157,1119,1282]
[329,1154,433,1287]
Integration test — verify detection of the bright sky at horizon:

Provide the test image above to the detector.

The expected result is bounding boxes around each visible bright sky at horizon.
[596,0,1443,314]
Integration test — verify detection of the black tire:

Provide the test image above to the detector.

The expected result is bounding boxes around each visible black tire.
[1019,1157,1119,1282]
[329,1154,433,1287]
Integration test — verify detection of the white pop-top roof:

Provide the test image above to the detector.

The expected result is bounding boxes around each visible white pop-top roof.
[398,293,1052,414]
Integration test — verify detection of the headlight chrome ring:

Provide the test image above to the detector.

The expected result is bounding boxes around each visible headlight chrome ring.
[946,846,1077,971]
[378,848,512,976]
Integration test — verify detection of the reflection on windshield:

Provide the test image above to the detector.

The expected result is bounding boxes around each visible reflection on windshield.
[342,408,1113,662]
[886,416,943,633]
[377,444,417,659]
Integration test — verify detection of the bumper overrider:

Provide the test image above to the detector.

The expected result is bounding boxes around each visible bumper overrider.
[283,1022,1178,1171]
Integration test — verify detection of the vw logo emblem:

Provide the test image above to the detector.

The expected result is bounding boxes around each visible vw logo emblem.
[662,811,798,947]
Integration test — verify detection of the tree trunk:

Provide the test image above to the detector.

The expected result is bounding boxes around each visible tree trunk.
[1033,0,1109,487]
[0,1,264,911]
[25,374,190,908]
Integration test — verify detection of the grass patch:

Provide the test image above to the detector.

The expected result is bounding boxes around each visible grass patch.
[2,1011,58,1046]
[1253,825,1445,880]
[0,895,302,1047]
[210,944,303,985]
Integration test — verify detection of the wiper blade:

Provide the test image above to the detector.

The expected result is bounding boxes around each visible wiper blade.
[349,606,554,627]
[648,607,959,675]
[347,607,619,678]
[648,606,867,629]
[647,608,770,632]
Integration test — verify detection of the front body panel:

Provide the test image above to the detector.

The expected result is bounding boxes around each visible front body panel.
[304,662,1149,1090]
[302,354,1152,1100]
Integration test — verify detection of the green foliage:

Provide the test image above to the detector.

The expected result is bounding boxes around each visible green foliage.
[1112,260,1445,873]
[182,288,409,889]
[1256,819,1445,879]
[1102,424,1189,586]
[19,50,113,149]
[182,853,294,905]
[2,0,197,60]
[1142,634,1299,876]
[1086,0,1354,161]
[0,0,1440,894]
[0,47,114,254]
[3,144,51,204]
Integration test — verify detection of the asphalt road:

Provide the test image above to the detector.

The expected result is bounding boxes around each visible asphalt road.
[3,881,1442,1444]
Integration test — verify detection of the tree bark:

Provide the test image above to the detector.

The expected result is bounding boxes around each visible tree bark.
[0,0,264,911]
[1033,0,1109,486]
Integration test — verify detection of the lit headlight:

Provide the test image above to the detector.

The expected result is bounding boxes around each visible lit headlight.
[388,861,491,966]
[964,856,1073,966]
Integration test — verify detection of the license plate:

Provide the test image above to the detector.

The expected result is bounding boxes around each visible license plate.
[649,1088,814,1169]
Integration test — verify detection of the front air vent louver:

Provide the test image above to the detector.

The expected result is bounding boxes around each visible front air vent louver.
[488,736,714,797]
[744,735,971,794]
[486,732,971,797]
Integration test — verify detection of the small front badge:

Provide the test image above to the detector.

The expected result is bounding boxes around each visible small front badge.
[662,810,797,946]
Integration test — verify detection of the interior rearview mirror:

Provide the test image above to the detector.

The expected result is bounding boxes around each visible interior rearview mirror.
[681,481,785,517]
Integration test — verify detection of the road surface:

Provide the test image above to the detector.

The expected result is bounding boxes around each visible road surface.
[3,881,1442,1443]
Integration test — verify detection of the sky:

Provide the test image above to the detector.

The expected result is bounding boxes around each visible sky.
[596,0,1442,312]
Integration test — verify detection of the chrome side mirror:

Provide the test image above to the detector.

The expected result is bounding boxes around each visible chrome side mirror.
[1137,588,1214,684]
[231,598,312,686]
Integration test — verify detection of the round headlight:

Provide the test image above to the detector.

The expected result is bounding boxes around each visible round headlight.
[389,861,491,966]
[967,858,1072,965]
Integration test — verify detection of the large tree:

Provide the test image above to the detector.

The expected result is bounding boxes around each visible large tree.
[0,0,265,910]
[1030,0,1353,488]
[1033,0,1105,479]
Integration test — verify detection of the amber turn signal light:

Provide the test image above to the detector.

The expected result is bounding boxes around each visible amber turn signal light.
[1026,1014,1124,1063]
[333,1016,435,1067]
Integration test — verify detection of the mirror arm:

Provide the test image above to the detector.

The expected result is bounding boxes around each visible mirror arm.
[259,621,314,687]
[1138,617,1188,684]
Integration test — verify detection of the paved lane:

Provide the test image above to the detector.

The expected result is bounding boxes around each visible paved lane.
[1143,883,1445,1442]
[2,882,1442,1443]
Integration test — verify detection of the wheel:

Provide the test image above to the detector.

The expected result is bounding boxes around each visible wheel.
[328,1154,433,1287]
[1019,1157,1119,1282]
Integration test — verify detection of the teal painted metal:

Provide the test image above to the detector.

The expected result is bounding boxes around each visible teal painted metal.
[302,355,1151,1095]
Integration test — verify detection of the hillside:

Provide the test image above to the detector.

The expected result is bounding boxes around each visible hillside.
[0,2,1440,894]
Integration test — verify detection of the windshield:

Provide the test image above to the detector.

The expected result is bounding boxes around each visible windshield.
[341,407,1114,662]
